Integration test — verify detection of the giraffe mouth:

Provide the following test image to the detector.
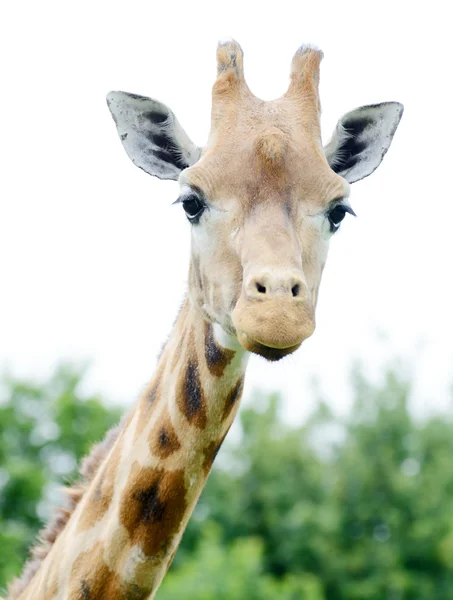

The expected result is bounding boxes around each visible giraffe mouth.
[232,294,315,361]
[239,337,302,361]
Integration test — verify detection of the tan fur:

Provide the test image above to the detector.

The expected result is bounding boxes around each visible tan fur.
[185,42,347,354]
[135,364,164,440]
[204,322,235,377]
[149,408,182,459]
[68,542,150,600]
[118,462,187,557]
[8,40,370,599]
[175,330,208,430]
[7,423,123,599]
[11,299,246,599]
[256,128,286,168]
[76,430,124,533]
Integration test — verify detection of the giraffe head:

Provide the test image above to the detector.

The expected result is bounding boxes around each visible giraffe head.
[107,40,402,361]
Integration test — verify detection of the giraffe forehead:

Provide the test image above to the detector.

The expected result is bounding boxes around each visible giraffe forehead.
[255,127,286,166]
[211,85,318,132]
[185,139,345,212]
[184,98,343,207]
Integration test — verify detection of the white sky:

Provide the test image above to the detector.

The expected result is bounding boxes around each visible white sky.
[1,0,452,423]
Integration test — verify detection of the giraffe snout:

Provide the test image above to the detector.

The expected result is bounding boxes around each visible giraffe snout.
[245,269,308,301]
[231,269,315,361]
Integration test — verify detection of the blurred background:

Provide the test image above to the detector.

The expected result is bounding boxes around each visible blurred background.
[1,0,452,598]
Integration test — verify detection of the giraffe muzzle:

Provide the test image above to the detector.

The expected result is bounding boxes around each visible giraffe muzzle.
[231,288,316,361]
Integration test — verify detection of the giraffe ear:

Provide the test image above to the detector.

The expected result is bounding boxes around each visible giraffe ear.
[106,91,202,181]
[325,102,403,184]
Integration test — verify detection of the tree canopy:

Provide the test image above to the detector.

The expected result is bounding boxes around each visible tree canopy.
[1,363,453,599]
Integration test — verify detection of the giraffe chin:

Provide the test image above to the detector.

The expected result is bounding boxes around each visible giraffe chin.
[236,331,302,362]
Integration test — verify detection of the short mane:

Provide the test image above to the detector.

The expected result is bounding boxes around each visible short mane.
[6,422,124,599]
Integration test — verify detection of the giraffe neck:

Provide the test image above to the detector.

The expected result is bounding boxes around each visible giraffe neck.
[19,299,248,599]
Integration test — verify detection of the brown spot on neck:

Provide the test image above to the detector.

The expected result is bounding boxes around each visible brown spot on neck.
[69,542,150,600]
[135,483,165,523]
[176,333,207,429]
[202,431,228,476]
[81,580,91,599]
[150,409,182,459]
[181,360,207,428]
[119,463,187,557]
[222,377,244,421]
[204,321,235,377]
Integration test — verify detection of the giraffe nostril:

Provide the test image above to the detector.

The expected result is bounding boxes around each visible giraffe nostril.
[291,284,300,297]
[247,273,306,300]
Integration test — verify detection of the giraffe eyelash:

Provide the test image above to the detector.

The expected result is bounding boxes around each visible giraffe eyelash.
[326,201,356,233]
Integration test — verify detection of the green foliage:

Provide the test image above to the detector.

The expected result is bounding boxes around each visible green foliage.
[2,362,453,598]
[159,524,323,600]
[165,370,453,599]
[0,365,121,588]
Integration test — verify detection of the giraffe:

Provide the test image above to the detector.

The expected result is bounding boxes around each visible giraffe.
[6,40,403,599]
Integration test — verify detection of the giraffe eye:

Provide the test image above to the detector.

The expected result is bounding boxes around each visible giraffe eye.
[182,194,205,223]
[327,203,356,233]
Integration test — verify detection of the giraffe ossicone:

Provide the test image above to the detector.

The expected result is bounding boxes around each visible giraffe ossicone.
[7,40,402,599]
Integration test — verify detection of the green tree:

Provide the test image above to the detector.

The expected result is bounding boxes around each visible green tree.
[162,368,453,599]
[0,365,121,588]
[159,524,323,600]
[3,363,453,599]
